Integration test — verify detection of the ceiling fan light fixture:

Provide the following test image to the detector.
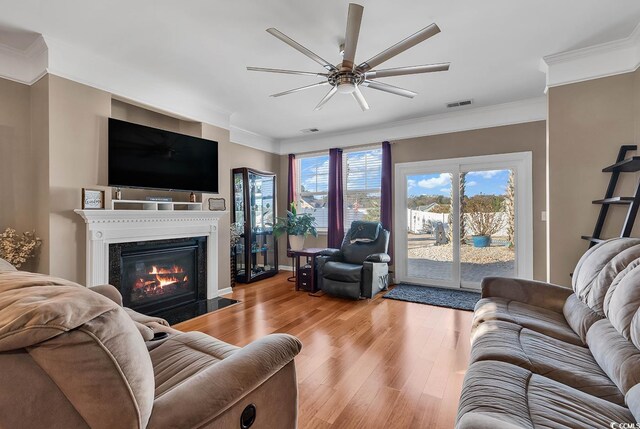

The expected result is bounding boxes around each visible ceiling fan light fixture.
[337,82,357,94]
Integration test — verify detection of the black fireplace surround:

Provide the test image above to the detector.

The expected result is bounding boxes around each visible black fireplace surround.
[109,237,207,317]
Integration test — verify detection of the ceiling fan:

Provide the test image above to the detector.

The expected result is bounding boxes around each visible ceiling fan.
[247,3,450,111]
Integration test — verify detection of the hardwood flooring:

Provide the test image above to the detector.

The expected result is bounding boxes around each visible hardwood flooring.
[175,272,473,429]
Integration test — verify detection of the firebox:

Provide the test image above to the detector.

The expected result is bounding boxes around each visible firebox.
[109,237,207,316]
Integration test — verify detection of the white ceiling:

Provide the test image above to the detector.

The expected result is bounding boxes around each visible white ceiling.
[1,0,640,143]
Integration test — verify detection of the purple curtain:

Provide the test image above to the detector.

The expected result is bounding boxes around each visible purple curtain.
[286,154,296,253]
[327,148,344,249]
[381,141,393,262]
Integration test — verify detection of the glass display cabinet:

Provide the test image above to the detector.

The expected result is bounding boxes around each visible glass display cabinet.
[232,167,278,283]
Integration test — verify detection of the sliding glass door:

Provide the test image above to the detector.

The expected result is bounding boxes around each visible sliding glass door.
[395,153,532,290]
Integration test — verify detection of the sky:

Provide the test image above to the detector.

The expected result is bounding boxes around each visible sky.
[407,169,511,197]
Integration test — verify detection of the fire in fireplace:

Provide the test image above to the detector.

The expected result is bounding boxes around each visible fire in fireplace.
[109,237,207,316]
[132,264,191,304]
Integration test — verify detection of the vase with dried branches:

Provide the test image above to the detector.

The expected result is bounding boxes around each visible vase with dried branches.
[0,228,42,268]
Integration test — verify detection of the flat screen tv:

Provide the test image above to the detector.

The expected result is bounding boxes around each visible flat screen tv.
[108,118,218,193]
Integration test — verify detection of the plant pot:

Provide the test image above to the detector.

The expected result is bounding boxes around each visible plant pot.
[289,235,305,251]
[472,235,491,248]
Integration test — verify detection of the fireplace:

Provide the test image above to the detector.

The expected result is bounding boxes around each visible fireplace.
[109,237,207,316]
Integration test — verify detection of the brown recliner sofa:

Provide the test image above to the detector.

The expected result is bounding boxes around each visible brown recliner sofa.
[0,261,301,429]
[457,237,640,428]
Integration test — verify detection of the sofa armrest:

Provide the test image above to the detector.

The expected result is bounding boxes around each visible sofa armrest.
[318,248,341,257]
[89,284,123,306]
[148,333,302,428]
[481,277,573,313]
[365,253,390,263]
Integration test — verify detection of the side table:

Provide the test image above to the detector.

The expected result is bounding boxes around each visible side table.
[290,248,327,292]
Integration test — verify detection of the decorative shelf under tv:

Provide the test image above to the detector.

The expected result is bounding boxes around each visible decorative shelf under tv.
[111,200,203,211]
[232,167,278,283]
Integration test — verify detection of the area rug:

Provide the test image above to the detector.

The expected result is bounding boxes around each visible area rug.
[383,283,480,311]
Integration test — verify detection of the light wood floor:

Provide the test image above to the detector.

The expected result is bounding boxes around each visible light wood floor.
[175,272,473,429]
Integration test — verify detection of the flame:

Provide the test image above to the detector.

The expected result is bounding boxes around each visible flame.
[150,265,183,275]
[131,264,189,298]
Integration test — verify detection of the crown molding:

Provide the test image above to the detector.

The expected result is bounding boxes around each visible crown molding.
[541,23,640,90]
[0,35,48,85]
[277,97,547,155]
[229,125,279,154]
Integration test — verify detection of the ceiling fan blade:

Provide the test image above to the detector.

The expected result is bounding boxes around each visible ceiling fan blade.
[270,81,329,98]
[247,67,329,77]
[341,3,364,70]
[361,80,417,98]
[352,86,369,111]
[266,28,338,72]
[314,86,338,110]
[357,23,441,72]
[364,63,450,79]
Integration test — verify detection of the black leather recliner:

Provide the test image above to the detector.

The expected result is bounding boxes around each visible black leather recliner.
[317,221,391,300]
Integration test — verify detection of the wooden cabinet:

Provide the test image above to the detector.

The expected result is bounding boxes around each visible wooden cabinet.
[232,168,278,283]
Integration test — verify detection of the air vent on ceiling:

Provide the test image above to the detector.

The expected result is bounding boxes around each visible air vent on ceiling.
[446,99,473,108]
[301,128,320,134]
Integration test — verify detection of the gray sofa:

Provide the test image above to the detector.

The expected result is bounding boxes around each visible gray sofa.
[0,260,302,429]
[457,237,640,428]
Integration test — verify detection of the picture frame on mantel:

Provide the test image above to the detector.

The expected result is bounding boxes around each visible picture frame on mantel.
[82,188,105,209]
[208,198,226,211]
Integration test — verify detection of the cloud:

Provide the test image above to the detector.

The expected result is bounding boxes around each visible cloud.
[468,170,503,179]
[407,179,417,188]
[440,187,451,193]
[418,173,451,189]
[467,180,478,187]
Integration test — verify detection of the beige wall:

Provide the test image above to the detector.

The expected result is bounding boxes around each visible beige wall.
[282,121,547,280]
[0,78,33,233]
[0,76,49,272]
[547,70,640,285]
[48,75,112,281]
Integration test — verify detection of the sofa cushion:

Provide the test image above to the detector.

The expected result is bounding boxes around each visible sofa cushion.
[587,319,640,396]
[150,331,239,398]
[473,297,583,346]
[322,261,362,283]
[471,320,623,404]
[602,262,640,346]
[572,237,640,315]
[562,294,603,343]
[456,361,634,429]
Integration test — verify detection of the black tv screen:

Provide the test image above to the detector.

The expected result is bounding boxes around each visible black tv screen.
[108,118,218,193]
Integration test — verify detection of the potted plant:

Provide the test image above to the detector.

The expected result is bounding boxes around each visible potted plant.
[465,195,505,248]
[273,202,318,251]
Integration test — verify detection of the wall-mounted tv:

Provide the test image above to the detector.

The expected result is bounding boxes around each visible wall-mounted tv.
[108,118,218,193]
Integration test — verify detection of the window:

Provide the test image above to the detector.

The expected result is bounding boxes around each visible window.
[344,148,382,227]
[297,154,330,229]
[295,148,382,232]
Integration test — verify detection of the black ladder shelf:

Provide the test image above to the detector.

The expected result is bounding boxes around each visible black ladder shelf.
[582,145,640,248]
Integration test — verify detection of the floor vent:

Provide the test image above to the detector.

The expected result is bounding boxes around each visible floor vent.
[446,99,473,108]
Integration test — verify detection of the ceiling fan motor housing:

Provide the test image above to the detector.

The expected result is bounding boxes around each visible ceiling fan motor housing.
[330,71,363,94]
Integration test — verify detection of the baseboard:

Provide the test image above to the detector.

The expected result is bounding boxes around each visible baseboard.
[279,265,294,272]
[218,287,233,296]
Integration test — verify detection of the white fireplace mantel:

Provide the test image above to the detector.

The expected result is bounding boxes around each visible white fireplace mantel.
[75,209,229,299]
